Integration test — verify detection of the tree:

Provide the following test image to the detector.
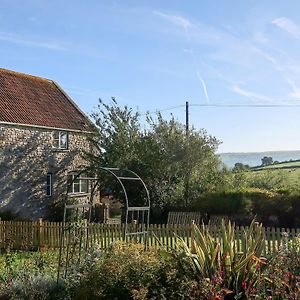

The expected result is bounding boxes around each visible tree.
[261,156,273,166]
[232,162,250,172]
[87,99,222,212]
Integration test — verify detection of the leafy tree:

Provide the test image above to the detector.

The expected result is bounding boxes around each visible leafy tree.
[88,97,141,168]
[261,156,273,166]
[86,99,222,212]
[232,162,250,172]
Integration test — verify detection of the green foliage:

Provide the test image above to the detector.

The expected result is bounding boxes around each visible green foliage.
[8,275,67,300]
[232,162,251,172]
[191,188,300,227]
[0,251,57,281]
[74,242,208,300]
[244,170,286,190]
[255,235,300,299]
[87,98,222,211]
[0,210,21,221]
[176,220,266,299]
[261,156,273,166]
[191,190,254,216]
[0,251,68,299]
[89,98,141,169]
[0,236,299,299]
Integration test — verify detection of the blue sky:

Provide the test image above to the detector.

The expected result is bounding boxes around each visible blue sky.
[1,0,300,153]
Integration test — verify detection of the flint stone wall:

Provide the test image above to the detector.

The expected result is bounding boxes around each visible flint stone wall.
[0,124,92,220]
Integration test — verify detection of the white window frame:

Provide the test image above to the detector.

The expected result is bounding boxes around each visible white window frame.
[53,131,68,150]
[46,173,53,197]
[68,173,89,195]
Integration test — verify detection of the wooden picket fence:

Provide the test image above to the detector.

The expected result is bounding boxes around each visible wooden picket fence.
[0,220,299,256]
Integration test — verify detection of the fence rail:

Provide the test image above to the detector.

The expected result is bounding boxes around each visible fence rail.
[0,220,299,255]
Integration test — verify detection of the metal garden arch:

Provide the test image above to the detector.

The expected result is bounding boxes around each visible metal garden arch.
[57,166,150,281]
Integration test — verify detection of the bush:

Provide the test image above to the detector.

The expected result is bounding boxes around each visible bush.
[0,210,21,221]
[0,251,68,300]
[175,220,266,300]
[191,189,300,227]
[255,235,300,299]
[7,275,67,300]
[74,242,209,299]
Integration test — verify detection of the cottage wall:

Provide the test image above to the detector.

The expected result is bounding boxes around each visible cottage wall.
[0,124,91,219]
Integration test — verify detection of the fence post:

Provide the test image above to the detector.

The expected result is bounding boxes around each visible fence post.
[103,203,110,224]
[83,219,88,248]
[191,220,196,253]
[37,218,43,250]
[132,219,137,243]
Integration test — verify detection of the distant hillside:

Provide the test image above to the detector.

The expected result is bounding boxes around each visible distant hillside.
[219,150,300,168]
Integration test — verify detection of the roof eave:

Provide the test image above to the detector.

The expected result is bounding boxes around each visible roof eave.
[0,121,94,134]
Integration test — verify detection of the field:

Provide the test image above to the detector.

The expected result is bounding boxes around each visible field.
[219,150,300,168]
[248,160,300,189]
[253,160,300,170]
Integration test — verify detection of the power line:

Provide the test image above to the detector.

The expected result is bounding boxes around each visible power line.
[140,104,185,116]
[140,102,300,116]
[190,103,300,107]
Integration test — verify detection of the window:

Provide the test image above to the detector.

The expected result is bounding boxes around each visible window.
[53,131,68,149]
[68,173,89,194]
[46,173,53,196]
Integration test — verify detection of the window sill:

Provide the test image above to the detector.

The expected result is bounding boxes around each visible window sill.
[51,148,70,153]
[68,193,90,198]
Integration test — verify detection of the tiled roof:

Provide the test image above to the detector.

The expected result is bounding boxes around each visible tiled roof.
[0,68,93,132]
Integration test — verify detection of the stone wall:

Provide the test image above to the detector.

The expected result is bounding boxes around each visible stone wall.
[0,124,93,220]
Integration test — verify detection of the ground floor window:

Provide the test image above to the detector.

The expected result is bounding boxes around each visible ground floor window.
[46,173,53,196]
[68,173,89,194]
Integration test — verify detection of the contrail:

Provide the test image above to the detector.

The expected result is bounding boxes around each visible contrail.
[196,72,210,103]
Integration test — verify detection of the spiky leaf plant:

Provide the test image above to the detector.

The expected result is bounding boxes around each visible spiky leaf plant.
[176,219,266,299]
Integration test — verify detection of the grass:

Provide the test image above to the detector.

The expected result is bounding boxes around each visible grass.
[253,160,300,170]
[246,161,300,190]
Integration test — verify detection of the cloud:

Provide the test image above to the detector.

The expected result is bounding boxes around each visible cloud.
[272,17,300,39]
[152,9,222,44]
[152,10,193,31]
[182,47,193,54]
[253,48,284,71]
[196,72,210,103]
[232,85,274,102]
[286,78,300,99]
[0,31,66,51]
[151,9,300,105]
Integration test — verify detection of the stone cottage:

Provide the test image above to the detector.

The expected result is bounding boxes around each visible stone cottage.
[0,68,95,219]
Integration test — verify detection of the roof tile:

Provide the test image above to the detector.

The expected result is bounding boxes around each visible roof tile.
[0,68,92,132]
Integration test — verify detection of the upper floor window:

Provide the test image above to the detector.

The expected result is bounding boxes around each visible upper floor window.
[46,173,53,197]
[53,131,68,149]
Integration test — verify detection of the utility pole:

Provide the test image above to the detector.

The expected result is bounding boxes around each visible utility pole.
[184,101,189,207]
[186,101,189,136]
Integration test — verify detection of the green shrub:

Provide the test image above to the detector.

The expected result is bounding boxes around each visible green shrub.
[74,242,209,299]
[175,220,266,300]
[191,189,300,227]
[0,251,64,299]
[0,210,21,221]
[255,235,300,299]
[6,275,67,300]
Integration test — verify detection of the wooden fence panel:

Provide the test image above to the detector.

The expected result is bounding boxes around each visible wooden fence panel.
[0,220,298,255]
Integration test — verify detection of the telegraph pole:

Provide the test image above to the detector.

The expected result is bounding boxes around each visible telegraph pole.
[184,101,189,207]
[186,101,189,136]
